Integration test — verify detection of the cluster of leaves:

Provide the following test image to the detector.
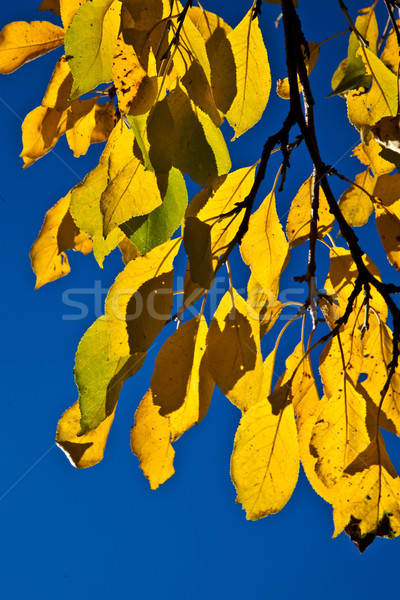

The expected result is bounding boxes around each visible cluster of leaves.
[3,0,400,551]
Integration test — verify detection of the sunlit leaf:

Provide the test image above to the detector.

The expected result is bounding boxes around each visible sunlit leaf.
[167,83,231,186]
[66,0,121,99]
[246,274,283,338]
[347,48,398,135]
[241,190,289,297]
[332,435,400,551]
[105,238,181,357]
[69,123,128,266]
[56,401,115,469]
[286,174,333,246]
[60,0,87,29]
[352,134,395,176]
[30,192,91,289]
[206,289,263,412]
[188,7,232,61]
[66,97,98,157]
[151,316,214,441]
[121,167,188,255]
[218,10,271,138]
[0,20,64,74]
[130,389,175,490]
[42,56,73,112]
[309,378,370,489]
[76,317,145,434]
[112,35,157,116]
[374,173,400,270]
[358,321,400,436]
[338,170,374,227]
[20,105,68,167]
[101,155,162,237]
[231,389,299,519]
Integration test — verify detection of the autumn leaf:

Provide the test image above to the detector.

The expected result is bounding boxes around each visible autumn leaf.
[332,435,400,551]
[241,189,289,295]
[347,48,398,136]
[338,170,374,227]
[206,289,264,412]
[121,168,188,255]
[0,20,64,74]
[66,0,121,99]
[213,10,271,139]
[286,174,333,246]
[231,388,299,519]
[151,316,214,441]
[130,389,175,490]
[105,239,181,357]
[30,192,91,289]
[75,317,146,434]
[56,401,116,469]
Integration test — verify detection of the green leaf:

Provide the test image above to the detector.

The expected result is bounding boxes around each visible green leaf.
[120,167,188,254]
[76,317,145,434]
[66,0,121,100]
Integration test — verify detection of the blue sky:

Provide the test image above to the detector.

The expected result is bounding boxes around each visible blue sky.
[1,1,400,598]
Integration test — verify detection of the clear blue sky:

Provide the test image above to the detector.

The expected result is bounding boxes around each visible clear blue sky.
[1,1,400,598]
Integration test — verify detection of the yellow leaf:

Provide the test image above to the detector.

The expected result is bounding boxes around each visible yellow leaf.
[112,35,157,116]
[20,105,68,167]
[321,247,387,328]
[319,327,363,399]
[241,190,289,296]
[101,156,162,237]
[380,20,400,74]
[338,170,374,227]
[194,166,256,268]
[246,274,283,338]
[347,48,398,134]
[188,7,232,61]
[183,216,214,289]
[280,341,320,430]
[66,97,98,157]
[170,7,221,126]
[42,56,73,112]
[56,401,115,469]
[332,435,400,549]
[286,174,334,246]
[105,238,181,357]
[374,173,400,270]
[30,192,91,289]
[0,20,64,74]
[352,134,395,177]
[309,379,370,489]
[224,11,271,138]
[69,122,127,266]
[358,321,400,436]
[206,289,263,412]
[66,0,121,100]
[151,316,214,441]
[60,0,87,29]
[231,391,299,519]
[130,389,175,490]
